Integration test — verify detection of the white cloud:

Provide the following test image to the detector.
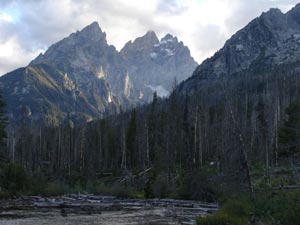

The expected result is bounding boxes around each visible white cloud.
[0,0,298,75]
[0,12,13,22]
[0,36,43,75]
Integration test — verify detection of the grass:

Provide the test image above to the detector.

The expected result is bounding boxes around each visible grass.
[197,190,300,225]
[197,198,251,225]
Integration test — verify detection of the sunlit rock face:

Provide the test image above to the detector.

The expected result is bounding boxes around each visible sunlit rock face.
[121,31,198,100]
[0,22,197,124]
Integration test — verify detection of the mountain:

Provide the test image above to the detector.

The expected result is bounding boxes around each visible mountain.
[179,4,300,93]
[0,64,119,125]
[121,31,197,100]
[0,22,197,125]
[7,4,300,210]
[0,22,125,125]
[30,22,129,104]
[171,3,300,176]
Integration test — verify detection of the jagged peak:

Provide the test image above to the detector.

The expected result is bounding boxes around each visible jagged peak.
[81,21,102,33]
[145,30,156,36]
[266,8,282,15]
[288,3,300,14]
[142,30,159,44]
[77,21,106,42]
[259,7,283,21]
[161,33,178,44]
[30,21,108,66]
[121,30,159,53]
[283,3,300,26]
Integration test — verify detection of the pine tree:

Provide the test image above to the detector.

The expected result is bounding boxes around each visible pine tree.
[126,109,137,169]
[0,91,7,178]
[278,101,300,157]
[0,91,6,142]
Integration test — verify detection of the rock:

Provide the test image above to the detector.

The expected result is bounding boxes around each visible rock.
[1,22,197,125]
[180,4,300,94]
[121,31,197,101]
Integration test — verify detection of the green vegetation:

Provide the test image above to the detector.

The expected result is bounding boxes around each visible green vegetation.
[177,167,221,202]
[197,190,300,225]
[0,163,136,198]
[27,66,58,91]
[278,100,300,157]
[197,198,251,225]
[0,162,222,201]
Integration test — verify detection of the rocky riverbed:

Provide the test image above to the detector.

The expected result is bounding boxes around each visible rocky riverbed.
[0,195,218,225]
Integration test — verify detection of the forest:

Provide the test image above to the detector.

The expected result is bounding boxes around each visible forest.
[1,63,300,224]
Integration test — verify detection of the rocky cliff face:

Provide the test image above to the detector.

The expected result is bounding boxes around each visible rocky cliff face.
[180,4,300,94]
[0,22,197,125]
[121,31,197,100]
[1,22,129,125]
[30,22,129,103]
[0,64,120,125]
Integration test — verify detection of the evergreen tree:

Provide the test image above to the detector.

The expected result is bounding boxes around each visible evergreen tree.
[0,91,7,164]
[278,101,300,157]
[0,92,6,142]
[126,109,137,168]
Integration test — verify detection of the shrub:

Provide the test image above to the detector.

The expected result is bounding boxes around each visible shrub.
[198,190,300,225]
[197,198,251,225]
[197,212,235,225]
[0,190,10,199]
[43,181,70,196]
[152,173,169,198]
[0,163,29,195]
[89,181,133,198]
[26,171,48,195]
[177,168,220,202]
[266,190,300,225]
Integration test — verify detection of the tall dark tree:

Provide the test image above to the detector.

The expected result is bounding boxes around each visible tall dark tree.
[278,100,300,158]
[0,91,7,164]
[126,109,137,169]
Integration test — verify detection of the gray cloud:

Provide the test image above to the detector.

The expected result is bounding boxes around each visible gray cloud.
[192,24,227,59]
[225,0,300,35]
[157,0,187,15]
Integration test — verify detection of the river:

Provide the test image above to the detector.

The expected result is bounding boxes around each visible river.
[0,195,218,225]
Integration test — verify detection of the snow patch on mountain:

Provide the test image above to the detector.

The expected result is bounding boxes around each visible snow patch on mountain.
[147,85,169,97]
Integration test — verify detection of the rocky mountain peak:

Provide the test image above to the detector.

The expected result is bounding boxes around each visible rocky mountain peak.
[161,33,178,44]
[286,3,300,26]
[1,21,197,124]
[30,21,110,71]
[77,21,106,42]
[263,8,282,16]
[83,21,102,32]
[120,30,197,101]
[180,2,300,95]
[289,3,300,12]
[121,31,159,54]
[145,30,156,36]
[144,30,159,43]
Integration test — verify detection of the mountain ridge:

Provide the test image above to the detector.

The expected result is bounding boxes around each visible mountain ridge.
[179,4,300,94]
[0,22,197,125]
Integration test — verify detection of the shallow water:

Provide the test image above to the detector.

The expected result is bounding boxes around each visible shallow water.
[0,208,180,225]
[0,196,217,225]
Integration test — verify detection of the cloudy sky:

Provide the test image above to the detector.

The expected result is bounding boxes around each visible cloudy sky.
[0,0,299,75]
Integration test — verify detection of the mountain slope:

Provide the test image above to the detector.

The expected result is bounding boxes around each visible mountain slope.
[121,31,197,100]
[0,22,197,125]
[180,4,300,93]
[0,64,119,125]
[30,22,130,103]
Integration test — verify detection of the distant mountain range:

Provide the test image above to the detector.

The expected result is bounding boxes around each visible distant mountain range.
[0,22,197,125]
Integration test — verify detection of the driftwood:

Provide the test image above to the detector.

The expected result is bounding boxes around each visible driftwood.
[0,194,218,224]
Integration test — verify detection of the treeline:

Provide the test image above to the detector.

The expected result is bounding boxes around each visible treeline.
[3,63,300,198]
